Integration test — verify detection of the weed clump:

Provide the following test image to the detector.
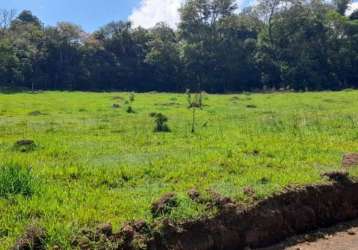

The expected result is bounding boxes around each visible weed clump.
[28,111,44,116]
[126,106,135,113]
[13,140,36,153]
[112,104,120,109]
[0,163,35,198]
[150,112,170,132]
[186,89,204,133]
[151,192,178,217]
[126,92,136,113]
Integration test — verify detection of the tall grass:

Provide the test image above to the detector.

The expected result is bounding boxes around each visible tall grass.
[0,163,35,198]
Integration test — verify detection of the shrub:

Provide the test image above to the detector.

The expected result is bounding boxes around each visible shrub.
[125,92,136,113]
[126,106,135,113]
[0,163,35,198]
[129,92,135,103]
[150,113,170,132]
[186,90,204,133]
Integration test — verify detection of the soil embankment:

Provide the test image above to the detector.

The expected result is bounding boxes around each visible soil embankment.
[22,173,358,250]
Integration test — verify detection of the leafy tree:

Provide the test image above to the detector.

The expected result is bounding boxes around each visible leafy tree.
[0,1,357,92]
[145,23,181,91]
[350,9,358,20]
[11,10,42,28]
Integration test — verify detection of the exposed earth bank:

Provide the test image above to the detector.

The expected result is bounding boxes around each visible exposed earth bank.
[148,173,358,250]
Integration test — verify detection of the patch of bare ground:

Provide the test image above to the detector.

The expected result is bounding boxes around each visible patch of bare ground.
[71,172,358,250]
[257,219,358,250]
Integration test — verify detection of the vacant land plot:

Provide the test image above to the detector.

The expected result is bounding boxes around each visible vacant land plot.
[0,91,358,248]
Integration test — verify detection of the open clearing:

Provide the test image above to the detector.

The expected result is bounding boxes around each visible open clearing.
[1,91,358,249]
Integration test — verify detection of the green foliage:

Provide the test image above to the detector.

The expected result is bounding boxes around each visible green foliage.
[150,112,170,132]
[126,106,135,113]
[129,92,135,103]
[186,90,204,133]
[125,92,136,113]
[0,1,357,92]
[0,163,35,198]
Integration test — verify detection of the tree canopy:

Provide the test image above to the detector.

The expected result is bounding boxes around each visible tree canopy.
[0,0,357,92]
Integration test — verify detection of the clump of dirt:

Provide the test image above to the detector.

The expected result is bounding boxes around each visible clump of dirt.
[73,220,153,250]
[342,153,358,168]
[208,190,235,209]
[243,186,256,197]
[154,102,180,107]
[187,189,236,211]
[96,223,113,237]
[322,171,351,184]
[187,188,201,202]
[13,140,37,153]
[28,111,45,116]
[151,192,178,218]
[230,96,240,101]
[13,226,46,250]
[246,104,257,109]
[112,96,124,100]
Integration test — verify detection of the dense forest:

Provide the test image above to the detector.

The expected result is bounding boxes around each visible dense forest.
[0,0,357,92]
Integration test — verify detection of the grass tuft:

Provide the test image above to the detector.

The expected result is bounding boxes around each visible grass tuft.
[0,163,36,198]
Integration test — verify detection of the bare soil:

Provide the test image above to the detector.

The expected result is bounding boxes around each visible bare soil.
[258,219,358,250]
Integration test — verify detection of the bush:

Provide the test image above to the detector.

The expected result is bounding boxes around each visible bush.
[150,113,170,132]
[0,163,35,198]
[126,106,135,113]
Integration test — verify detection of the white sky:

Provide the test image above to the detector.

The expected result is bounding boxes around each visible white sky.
[129,0,184,29]
[129,0,248,29]
[347,1,358,15]
[129,0,358,29]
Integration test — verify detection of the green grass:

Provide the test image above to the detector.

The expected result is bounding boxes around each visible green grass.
[0,90,358,248]
[0,163,35,198]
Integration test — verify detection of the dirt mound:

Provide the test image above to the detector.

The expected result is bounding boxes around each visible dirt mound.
[342,153,358,168]
[13,140,36,153]
[13,226,46,250]
[112,96,124,100]
[151,192,178,218]
[28,111,45,116]
[72,175,358,250]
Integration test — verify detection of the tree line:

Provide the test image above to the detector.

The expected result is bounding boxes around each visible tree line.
[0,0,357,92]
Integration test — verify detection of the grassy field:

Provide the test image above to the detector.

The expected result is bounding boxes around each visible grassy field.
[1,90,358,249]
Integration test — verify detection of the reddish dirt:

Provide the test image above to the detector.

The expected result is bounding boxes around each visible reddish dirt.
[258,219,358,250]
[342,153,358,168]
